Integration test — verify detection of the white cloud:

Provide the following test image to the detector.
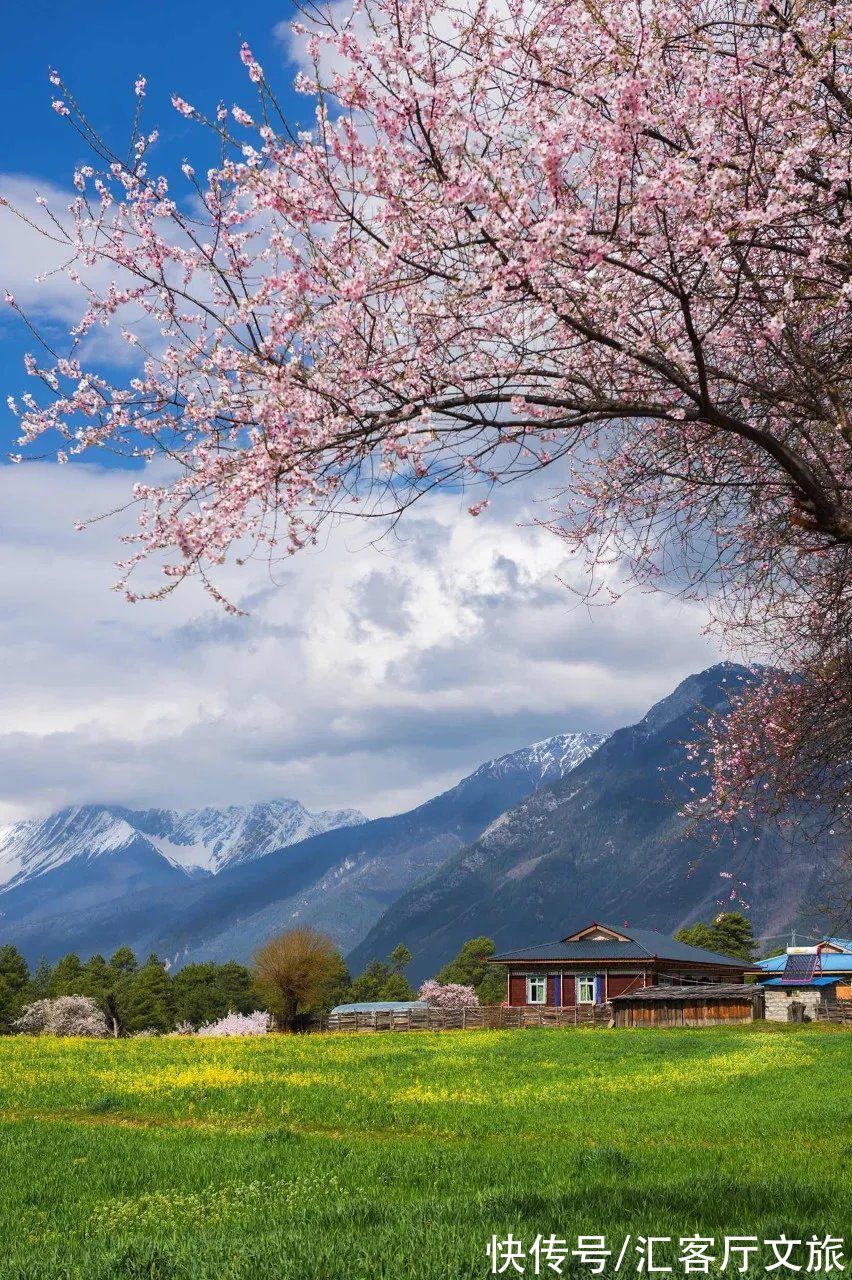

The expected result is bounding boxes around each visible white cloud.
[0,458,724,824]
[0,154,726,826]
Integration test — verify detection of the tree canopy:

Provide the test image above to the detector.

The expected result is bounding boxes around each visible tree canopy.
[675,912,758,963]
[7,0,852,827]
[253,927,349,1030]
[437,936,505,1005]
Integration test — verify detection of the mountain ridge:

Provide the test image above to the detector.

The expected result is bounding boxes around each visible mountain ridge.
[0,731,606,965]
[0,798,367,891]
[348,664,839,980]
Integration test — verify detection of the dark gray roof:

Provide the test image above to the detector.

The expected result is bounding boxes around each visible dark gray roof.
[491,926,746,969]
[610,983,762,1003]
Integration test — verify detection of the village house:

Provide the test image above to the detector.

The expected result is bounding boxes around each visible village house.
[755,938,852,1020]
[490,921,748,1008]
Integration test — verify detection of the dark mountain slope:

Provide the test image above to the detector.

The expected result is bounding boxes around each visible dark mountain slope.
[350,665,840,982]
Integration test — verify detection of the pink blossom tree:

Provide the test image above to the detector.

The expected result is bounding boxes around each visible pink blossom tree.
[418,979,479,1010]
[5,0,852,822]
[196,1009,271,1036]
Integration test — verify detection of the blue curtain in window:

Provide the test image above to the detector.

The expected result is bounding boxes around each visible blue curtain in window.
[595,974,604,1004]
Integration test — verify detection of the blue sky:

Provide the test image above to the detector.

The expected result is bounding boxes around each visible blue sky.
[0,3,724,824]
[0,1,304,177]
[0,0,306,456]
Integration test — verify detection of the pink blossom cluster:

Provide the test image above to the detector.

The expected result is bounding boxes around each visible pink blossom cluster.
[4,0,852,817]
[195,1009,271,1036]
[684,667,840,829]
[4,0,851,616]
[418,980,479,1010]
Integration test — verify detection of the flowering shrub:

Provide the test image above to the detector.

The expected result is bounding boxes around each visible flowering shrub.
[15,996,109,1037]
[196,1010,270,1037]
[418,981,479,1011]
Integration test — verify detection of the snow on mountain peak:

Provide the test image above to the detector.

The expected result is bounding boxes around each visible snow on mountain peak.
[471,731,606,787]
[129,799,366,874]
[0,805,148,892]
[0,798,366,892]
[0,735,603,898]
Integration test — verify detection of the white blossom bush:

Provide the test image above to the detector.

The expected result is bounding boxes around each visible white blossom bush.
[196,1010,270,1037]
[169,1020,195,1037]
[14,1000,52,1034]
[418,981,479,1011]
[15,996,109,1037]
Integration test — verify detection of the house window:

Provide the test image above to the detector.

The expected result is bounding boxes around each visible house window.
[577,976,596,1004]
[526,975,547,1005]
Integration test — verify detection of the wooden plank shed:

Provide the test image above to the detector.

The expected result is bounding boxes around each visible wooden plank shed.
[611,983,764,1027]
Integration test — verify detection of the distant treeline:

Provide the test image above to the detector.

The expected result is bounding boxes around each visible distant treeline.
[0,947,258,1035]
[0,933,506,1034]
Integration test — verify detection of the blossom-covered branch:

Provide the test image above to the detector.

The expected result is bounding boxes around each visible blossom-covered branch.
[5,0,852,823]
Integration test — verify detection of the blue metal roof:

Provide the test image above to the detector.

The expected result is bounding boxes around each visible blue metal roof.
[493,927,746,969]
[757,953,852,973]
[330,1001,428,1014]
[761,976,839,988]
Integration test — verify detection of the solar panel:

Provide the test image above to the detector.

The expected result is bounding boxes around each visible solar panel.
[779,952,820,984]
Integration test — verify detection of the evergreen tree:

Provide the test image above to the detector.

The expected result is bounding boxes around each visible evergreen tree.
[108,947,138,980]
[120,955,173,1034]
[81,954,111,1003]
[379,973,414,1000]
[344,958,414,1002]
[0,979,17,1034]
[710,913,758,963]
[674,923,718,953]
[48,953,85,997]
[171,961,256,1028]
[675,913,757,963]
[437,936,504,1002]
[389,944,413,975]
[0,945,29,1031]
[0,945,29,997]
[29,957,51,1000]
[216,961,258,1015]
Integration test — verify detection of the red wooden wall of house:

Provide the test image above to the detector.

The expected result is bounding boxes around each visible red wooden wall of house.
[509,974,526,1006]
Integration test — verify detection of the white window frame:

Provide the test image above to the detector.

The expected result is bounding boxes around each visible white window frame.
[526,974,547,1005]
[576,975,596,1004]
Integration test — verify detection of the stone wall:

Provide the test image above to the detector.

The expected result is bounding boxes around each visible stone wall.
[763,986,826,1022]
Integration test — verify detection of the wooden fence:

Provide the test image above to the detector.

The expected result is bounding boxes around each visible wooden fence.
[816,999,852,1026]
[315,1004,614,1033]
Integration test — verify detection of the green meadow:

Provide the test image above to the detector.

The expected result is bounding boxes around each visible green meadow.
[1,1025,850,1280]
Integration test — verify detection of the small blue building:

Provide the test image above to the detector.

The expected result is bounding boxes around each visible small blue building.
[326,1000,429,1029]
[755,938,852,1019]
[329,1001,428,1015]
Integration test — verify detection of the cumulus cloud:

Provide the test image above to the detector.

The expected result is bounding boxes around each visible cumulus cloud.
[0,459,724,824]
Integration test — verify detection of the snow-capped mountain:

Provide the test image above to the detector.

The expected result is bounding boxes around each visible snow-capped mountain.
[351,664,838,982]
[468,732,606,788]
[0,728,605,965]
[0,799,365,892]
[118,801,366,875]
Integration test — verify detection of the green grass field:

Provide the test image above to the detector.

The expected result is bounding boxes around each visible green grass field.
[1,1024,850,1280]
